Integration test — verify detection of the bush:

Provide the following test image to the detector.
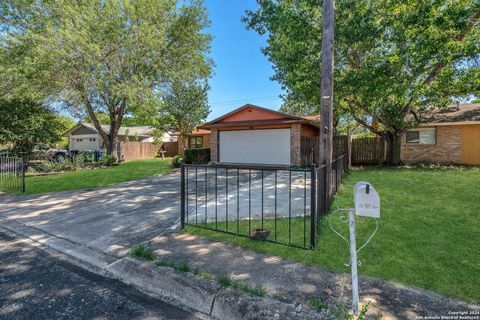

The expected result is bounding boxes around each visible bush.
[171,156,183,168]
[183,148,210,164]
[100,155,116,166]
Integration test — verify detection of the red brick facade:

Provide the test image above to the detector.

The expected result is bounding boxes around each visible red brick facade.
[401,125,462,164]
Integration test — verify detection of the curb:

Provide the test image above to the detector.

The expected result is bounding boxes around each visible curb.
[106,258,331,320]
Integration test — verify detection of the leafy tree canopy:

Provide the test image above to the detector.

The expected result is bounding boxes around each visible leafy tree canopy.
[0,99,66,155]
[245,0,479,164]
[159,79,210,138]
[0,0,212,155]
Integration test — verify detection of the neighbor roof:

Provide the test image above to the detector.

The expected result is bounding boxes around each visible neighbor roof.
[419,104,480,124]
[172,126,211,136]
[199,104,320,129]
[64,123,155,137]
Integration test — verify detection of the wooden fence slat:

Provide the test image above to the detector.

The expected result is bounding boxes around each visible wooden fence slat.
[351,137,386,165]
[118,142,160,162]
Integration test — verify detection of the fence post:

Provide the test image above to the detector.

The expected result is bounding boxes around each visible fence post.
[180,163,185,229]
[21,153,26,193]
[310,165,317,248]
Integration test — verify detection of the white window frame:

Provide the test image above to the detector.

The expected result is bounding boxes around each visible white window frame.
[405,128,436,145]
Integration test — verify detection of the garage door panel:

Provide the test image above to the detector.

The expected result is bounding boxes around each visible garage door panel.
[219,129,290,165]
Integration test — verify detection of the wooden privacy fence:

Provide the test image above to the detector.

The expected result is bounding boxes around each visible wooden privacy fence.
[118,141,160,162]
[351,137,386,165]
[300,135,350,167]
[161,141,178,157]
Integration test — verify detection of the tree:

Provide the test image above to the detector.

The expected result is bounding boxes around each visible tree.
[244,0,479,164]
[0,99,65,155]
[159,79,210,149]
[0,0,212,156]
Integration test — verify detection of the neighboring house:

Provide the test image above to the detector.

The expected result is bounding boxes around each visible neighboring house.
[64,123,175,152]
[175,127,211,155]
[199,104,320,166]
[401,104,480,165]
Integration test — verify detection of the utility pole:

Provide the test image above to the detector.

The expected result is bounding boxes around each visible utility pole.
[319,0,334,199]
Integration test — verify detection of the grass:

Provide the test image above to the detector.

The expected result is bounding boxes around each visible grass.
[21,159,172,194]
[185,166,480,303]
[129,243,156,261]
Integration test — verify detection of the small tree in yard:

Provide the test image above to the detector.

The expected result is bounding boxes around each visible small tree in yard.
[0,99,65,156]
[245,0,479,164]
[0,0,212,156]
[159,79,210,151]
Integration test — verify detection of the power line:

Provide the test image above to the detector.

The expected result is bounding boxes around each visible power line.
[209,95,281,106]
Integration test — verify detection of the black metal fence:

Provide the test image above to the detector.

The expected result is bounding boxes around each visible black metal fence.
[0,155,26,193]
[317,154,350,216]
[180,154,350,249]
[181,164,317,249]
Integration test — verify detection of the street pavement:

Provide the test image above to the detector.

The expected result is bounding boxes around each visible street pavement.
[0,230,201,320]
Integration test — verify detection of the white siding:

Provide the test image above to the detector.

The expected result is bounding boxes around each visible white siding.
[219,129,291,165]
[70,134,100,151]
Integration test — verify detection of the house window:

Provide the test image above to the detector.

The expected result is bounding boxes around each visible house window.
[76,138,83,142]
[189,136,203,148]
[89,138,96,142]
[405,128,436,145]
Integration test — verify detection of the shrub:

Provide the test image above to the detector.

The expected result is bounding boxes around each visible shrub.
[100,155,117,166]
[183,148,210,164]
[171,156,183,168]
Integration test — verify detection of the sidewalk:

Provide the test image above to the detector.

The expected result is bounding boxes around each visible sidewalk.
[149,232,479,320]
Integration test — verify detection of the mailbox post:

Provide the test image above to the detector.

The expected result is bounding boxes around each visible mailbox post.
[329,182,380,316]
[350,182,380,316]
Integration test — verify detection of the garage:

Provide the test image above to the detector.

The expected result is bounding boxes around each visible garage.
[219,129,291,165]
[70,135,100,151]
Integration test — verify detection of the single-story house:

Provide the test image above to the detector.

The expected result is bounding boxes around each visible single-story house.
[198,104,320,166]
[64,123,176,152]
[401,104,480,165]
[175,127,211,155]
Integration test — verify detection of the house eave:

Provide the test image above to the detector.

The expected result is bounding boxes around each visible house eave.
[419,121,480,127]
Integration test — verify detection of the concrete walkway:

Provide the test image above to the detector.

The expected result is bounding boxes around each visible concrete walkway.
[149,232,479,320]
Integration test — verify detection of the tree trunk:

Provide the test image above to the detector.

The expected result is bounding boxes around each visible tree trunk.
[385,131,402,165]
[104,134,118,158]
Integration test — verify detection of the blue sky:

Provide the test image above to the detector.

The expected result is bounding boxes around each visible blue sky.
[204,0,284,120]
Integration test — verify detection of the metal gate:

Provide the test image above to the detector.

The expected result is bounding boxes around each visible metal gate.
[181,164,317,249]
[0,154,26,193]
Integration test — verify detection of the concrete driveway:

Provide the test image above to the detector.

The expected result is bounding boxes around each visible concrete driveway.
[0,172,181,258]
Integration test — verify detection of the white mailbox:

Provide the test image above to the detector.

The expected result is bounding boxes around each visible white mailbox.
[354,182,380,218]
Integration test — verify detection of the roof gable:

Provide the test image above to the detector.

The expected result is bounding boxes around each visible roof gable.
[207,104,305,124]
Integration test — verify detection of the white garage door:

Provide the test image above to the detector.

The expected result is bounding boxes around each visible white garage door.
[219,129,291,165]
[71,135,99,151]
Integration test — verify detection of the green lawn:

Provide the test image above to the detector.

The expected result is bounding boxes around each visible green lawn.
[22,159,173,194]
[185,167,480,303]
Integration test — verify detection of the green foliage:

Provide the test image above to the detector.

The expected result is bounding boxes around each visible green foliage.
[171,156,183,168]
[100,155,117,167]
[0,0,212,155]
[129,243,155,261]
[244,0,480,163]
[183,148,210,164]
[159,79,210,138]
[216,275,267,297]
[0,99,66,156]
[309,298,328,312]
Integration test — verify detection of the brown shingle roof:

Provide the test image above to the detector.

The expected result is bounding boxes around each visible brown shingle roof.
[419,104,480,123]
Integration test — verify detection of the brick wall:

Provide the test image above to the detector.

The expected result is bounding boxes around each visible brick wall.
[401,125,462,164]
[210,129,218,162]
[290,124,301,165]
